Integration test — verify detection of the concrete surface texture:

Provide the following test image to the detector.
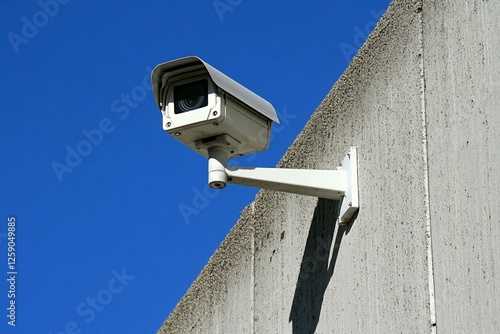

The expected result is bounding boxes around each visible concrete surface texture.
[158,0,500,333]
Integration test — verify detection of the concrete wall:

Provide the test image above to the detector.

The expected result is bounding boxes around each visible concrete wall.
[158,0,500,333]
[423,1,500,332]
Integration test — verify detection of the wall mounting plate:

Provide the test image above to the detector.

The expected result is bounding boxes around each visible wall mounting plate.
[337,147,359,225]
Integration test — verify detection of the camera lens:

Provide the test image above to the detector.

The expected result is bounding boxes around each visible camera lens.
[174,79,208,114]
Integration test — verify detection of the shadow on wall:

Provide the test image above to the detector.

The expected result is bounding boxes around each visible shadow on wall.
[289,198,347,334]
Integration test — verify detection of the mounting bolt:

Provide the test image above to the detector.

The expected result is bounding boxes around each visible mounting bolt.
[166,122,171,128]
[212,111,218,116]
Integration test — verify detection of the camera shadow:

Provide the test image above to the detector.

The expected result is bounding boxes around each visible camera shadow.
[288,198,347,334]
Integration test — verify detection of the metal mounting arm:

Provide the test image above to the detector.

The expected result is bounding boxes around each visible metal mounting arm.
[208,147,359,225]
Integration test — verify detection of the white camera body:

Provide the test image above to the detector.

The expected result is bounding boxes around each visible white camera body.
[152,56,279,158]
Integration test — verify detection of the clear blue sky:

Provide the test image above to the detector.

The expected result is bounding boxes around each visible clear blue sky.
[1,0,390,332]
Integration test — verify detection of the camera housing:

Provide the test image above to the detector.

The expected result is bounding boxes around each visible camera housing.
[152,56,279,159]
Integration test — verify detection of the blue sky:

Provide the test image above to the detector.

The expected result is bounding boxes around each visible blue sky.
[1,0,390,332]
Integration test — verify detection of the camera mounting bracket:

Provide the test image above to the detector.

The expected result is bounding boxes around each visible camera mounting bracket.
[207,146,359,225]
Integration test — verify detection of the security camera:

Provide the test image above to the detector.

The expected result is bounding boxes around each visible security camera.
[151,56,280,159]
[151,57,359,226]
